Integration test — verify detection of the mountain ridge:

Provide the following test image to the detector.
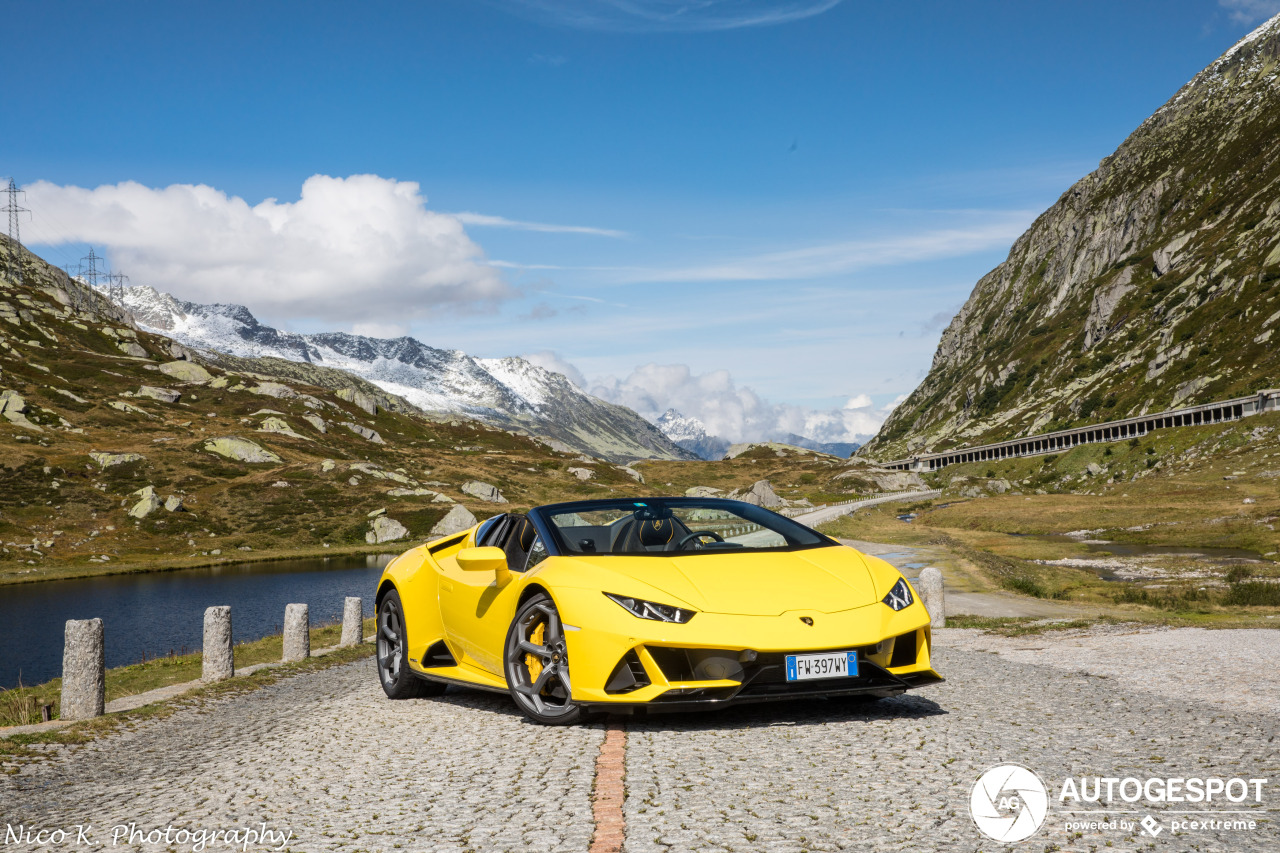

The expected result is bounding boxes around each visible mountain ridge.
[863,12,1280,459]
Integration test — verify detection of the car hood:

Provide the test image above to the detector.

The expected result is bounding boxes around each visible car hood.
[559,545,881,616]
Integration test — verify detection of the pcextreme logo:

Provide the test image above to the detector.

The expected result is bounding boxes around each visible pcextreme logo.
[969,764,1050,842]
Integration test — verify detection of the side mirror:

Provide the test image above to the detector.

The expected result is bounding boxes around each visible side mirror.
[456,546,511,584]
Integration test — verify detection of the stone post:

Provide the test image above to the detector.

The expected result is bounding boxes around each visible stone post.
[341,597,363,646]
[202,606,234,682]
[916,567,946,628]
[61,618,104,721]
[283,603,310,662]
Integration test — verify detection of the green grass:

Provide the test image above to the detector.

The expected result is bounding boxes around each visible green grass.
[944,615,1104,637]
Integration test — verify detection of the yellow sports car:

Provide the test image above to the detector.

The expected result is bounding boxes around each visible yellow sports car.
[374,497,942,724]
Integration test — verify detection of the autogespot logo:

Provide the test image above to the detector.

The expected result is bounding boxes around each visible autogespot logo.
[970,764,1050,842]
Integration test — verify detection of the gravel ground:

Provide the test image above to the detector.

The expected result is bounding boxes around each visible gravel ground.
[0,659,602,852]
[3,637,1278,852]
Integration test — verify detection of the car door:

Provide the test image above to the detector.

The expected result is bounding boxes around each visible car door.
[436,515,533,675]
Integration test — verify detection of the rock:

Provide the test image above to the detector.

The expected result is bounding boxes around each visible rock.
[203,436,283,464]
[387,487,441,498]
[685,486,723,497]
[164,495,184,512]
[249,382,299,399]
[430,504,478,537]
[342,421,385,444]
[462,480,508,503]
[432,493,455,503]
[158,360,212,384]
[90,451,144,468]
[116,341,147,358]
[128,486,162,518]
[60,618,105,721]
[282,604,310,662]
[303,413,327,434]
[52,387,88,404]
[341,597,363,646]
[202,606,234,682]
[368,507,387,518]
[349,462,414,484]
[366,515,409,544]
[1244,497,1257,504]
[320,459,337,472]
[619,466,645,484]
[916,567,945,628]
[137,385,181,404]
[568,467,594,481]
[108,400,148,415]
[258,416,308,440]
[0,389,41,431]
[1086,463,1104,477]
[208,376,229,389]
[988,479,1011,494]
[732,479,784,508]
[337,387,379,415]
[961,486,984,498]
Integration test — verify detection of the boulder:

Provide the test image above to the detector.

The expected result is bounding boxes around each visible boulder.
[320,459,337,472]
[116,341,147,358]
[1085,462,1104,477]
[430,504,478,537]
[249,382,298,399]
[337,387,379,416]
[90,451,144,468]
[732,479,784,508]
[108,400,148,415]
[0,390,41,431]
[158,360,212,384]
[618,466,645,484]
[685,486,723,498]
[203,436,283,464]
[137,385,181,404]
[568,467,594,481]
[366,516,409,544]
[303,413,327,434]
[387,487,441,498]
[164,495,184,512]
[342,421,385,444]
[462,480,508,503]
[128,486,162,519]
[988,479,1012,494]
[258,416,308,440]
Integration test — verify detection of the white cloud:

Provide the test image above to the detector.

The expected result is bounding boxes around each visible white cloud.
[583,360,891,444]
[491,0,843,32]
[1220,0,1280,24]
[453,212,627,238]
[24,174,511,324]
[630,219,1031,283]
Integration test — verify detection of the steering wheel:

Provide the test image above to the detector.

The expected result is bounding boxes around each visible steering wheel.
[676,530,725,550]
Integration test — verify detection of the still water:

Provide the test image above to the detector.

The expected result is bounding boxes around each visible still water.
[0,554,394,689]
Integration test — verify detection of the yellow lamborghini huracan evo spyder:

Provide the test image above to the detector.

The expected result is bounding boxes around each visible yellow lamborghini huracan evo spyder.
[374,497,942,724]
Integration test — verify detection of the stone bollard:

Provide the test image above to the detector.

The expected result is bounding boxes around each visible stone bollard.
[282,603,310,662]
[61,618,105,721]
[341,597,363,647]
[202,606,234,682]
[916,567,946,628]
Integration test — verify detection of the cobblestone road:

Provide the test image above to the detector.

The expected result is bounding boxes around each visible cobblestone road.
[3,643,1278,852]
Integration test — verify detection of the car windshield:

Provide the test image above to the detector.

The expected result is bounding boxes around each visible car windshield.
[533,498,834,556]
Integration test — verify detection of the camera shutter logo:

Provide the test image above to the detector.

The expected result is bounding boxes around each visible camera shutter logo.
[970,764,1049,842]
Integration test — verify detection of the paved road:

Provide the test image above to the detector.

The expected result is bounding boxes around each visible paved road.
[3,641,1276,852]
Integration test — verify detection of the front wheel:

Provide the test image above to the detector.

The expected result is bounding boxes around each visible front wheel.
[503,593,585,725]
[377,589,445,699]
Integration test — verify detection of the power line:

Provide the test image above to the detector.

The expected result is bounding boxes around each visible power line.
[77,247,107,288]
[106,270,130,304]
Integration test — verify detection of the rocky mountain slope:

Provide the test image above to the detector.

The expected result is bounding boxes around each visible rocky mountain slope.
[102,285,693,464]
[864,13,1280,460]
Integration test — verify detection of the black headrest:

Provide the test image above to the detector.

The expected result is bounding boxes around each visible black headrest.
[637,517,675,547]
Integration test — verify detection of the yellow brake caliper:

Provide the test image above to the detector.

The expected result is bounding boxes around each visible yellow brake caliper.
[526,621,545,683]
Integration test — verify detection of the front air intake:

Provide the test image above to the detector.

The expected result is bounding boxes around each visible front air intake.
[889,629,918,668]
[605,650,651,694]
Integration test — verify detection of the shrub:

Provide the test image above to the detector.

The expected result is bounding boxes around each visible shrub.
[1223,581,1280,607]
[1002,575,1047,598]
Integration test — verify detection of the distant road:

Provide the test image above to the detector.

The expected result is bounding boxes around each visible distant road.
[792,489,942,528]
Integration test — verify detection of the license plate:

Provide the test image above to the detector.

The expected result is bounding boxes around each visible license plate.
[785,650,858,682]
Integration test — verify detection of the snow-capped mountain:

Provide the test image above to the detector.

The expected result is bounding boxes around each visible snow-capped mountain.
[103,285,693,463]
[655,409,731,461]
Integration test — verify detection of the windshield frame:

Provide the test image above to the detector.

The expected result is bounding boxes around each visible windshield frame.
[528,497,838,558]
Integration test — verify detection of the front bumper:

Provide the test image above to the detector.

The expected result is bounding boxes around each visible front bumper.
[552,587,942,708]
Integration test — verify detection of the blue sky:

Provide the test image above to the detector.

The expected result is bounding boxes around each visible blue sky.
[5,0,1277,442]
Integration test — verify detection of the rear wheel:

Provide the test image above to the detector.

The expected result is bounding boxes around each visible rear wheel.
[504,593,584,725]
[377,589,445,699]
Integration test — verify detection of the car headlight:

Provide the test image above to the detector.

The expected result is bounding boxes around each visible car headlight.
[882,577,914,611]
[604,593,696,623]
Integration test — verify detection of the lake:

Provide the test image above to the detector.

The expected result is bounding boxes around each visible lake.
[0,554,394,689]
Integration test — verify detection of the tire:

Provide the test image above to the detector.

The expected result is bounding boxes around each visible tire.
[377,589,445,699]
[503,592,585,725]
